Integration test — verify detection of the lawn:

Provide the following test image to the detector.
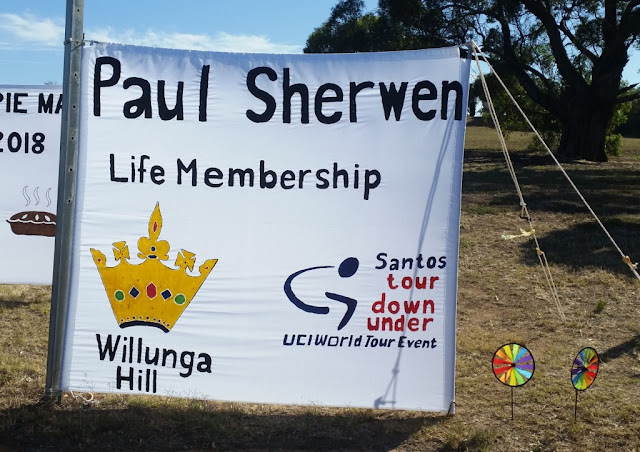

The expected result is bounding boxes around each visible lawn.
[1,127,639,451]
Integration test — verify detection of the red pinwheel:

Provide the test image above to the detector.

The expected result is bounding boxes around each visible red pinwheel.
[492,343,535,420]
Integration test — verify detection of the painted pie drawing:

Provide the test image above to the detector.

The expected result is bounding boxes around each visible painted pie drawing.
[7,211,57,237]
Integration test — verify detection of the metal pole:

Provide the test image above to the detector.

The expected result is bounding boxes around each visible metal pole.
[44,0,84,400]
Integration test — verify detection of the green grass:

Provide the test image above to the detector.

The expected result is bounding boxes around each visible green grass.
[1,129,640,451]
[464,124,534,151]
[594,299,608,314]
[620,136,640,157]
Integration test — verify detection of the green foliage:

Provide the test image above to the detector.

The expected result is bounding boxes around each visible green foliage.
[606,101,633,155]
[305,1,392,53]
[616,98,640,138]
[594,299,608,314]
[473,73,635,156]
[473,74,562,151]
[304,0,471,53]
[606,134,623,156]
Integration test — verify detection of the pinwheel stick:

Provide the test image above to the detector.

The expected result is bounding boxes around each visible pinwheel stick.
[511,386,514,420]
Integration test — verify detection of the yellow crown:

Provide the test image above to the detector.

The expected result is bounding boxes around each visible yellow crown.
[90,202,217,333]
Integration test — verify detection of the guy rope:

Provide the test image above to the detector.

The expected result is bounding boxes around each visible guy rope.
[468,41,640,321]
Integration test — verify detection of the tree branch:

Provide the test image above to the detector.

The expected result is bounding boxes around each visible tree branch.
[603,0,619,45]
[520,0,585,89]
[487,19,562,116]
[623,0,640,17]
[558,21,599,63]
[617,90,640,103]
[482,52,553,88]
[620,6,640,37]
[619,83,639,93]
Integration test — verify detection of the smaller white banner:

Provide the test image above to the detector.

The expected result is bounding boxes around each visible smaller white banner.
[0,85,62,285]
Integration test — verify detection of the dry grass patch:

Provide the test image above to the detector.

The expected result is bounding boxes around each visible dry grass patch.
[0,285,50,401]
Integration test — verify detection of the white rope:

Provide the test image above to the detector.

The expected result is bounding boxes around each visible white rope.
[471,43,567,322]
[470,41,640,282]
[70,391,96,404]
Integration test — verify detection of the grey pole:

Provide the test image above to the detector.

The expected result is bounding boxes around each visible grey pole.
[44,0,84,400]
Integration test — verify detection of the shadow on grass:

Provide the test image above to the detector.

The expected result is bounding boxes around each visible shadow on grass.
[516,218,640,277]
[462,150,640,217]
[464,148,556,168]
[0,400,441,452]
[0,286,51,311]
[600,334,640,364]
[0,298,35,310]
[462,149,640,276]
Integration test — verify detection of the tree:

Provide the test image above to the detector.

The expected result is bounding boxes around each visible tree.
[305,0,470,53]
[471,74,563,150]
[471,74,634,155]
[305,0,640,162]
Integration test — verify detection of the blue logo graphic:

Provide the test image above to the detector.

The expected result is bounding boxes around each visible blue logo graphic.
[284,257,359,330]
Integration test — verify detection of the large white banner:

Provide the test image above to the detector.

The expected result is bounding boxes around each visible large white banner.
[0,85,62,285]
[60,43,470,411]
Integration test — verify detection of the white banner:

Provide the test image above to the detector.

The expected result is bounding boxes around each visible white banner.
[60,43,470,411]
[0,85,62,285]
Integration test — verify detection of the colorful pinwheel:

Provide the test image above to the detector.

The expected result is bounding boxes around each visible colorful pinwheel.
[571,347,599,391]
[492,343,535,387]
[572,347,600,421]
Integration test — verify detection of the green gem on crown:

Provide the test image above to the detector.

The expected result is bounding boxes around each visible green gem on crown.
[114,290,125,302]
[174,294,186,305]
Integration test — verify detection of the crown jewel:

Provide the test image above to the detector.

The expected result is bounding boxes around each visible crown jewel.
[91,203,217,332]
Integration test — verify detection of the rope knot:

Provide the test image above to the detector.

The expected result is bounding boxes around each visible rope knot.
[622,256,638,270]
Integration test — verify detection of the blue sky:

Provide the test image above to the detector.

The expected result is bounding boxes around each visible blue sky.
[1,1,638,86]
[0,0,375,85]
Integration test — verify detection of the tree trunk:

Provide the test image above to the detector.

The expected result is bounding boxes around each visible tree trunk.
[557,94,613,162]
[556,43,627,163]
